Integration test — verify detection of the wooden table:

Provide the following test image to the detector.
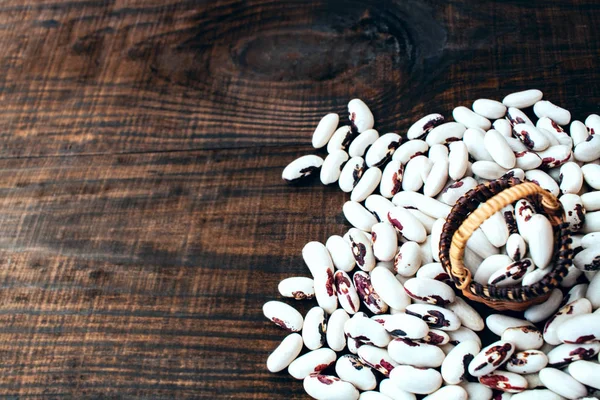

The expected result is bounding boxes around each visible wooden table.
[0,0,598,398]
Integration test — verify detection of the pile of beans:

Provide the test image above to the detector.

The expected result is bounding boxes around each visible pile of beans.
[265,90,600,400]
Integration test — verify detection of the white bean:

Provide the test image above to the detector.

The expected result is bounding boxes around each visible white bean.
[448,140,469,180]
[392,191,451,219]
[267,333,304,372]
[486,314,534,336]
[344,201,378,232]
[582,210,600,233]
[312,113,340,148]
[387,206,427,243]
[339,156,366,192]
[366,133,402,167]
[463,127,493,161]
[303,373,359,400]
[327,309,350,351]
[568,360,600,390]
[263,301,304,332]
[380,160,404,198]
[349,129,379,157]
[468,340,515,377]
[586,271,600,309]
[429,143,449,161]
[537,116,573,147]
[502,89,543,108]
[278,276,315,300]
[447,297,485,331]
[543,298,592,345]
[582,163,600,189]
[392,139,429,163]
[417,262,450,282]
[321,149,349,185]
[405,303,461,331]
[359,391,393,400]
[570,120,589,146]
[441,340,481,384]
[460,383,493,400]
[303,306,327,350]
[533,100,571,125]
[574,134,600,162]
[282,155,324,182]
[349,98,374,133]
[556,313,600,344]
[365,195,395,222]
[448,326,482,347]
[354,271,389,314]
[559,162,583,194]
[389,365,442,395]
[538,368,587,400]
[478,371,528,393]
[547,342,600,367]
[335,354,377,391]
[485,129,516,169]
[344,313,391,348]
[394,241,422,277]
[586,113,600,134]
[524,214,553,269]
[379,379,417,400]
[524,288,563,323]
[302,241,333,277]
[473,99,507,119]
[352,167,382,202]
[507,107,534,126]
[493,118,513,137]
[480,210,510,247]
[326,235,356,272]
[402,155,430,192]
[466,228,500,260]
[506,350,548,375]
[371,223,398,262]
[430,217,445,262]
[328,125,355,153]
[511,389,563,400]
[513,123,550,151]
[371,266,411,311]
[423,159,449,198]
[426,122,467,146]
[524,169,559,197]
[357,345,398,377]
[334,270,361,314]
[440,177,478,206]
[453,106,491,130]
[407,114,445,140]
[314,269,338,314]
[407,209,436,233]
[388,338,445,368]
[472,160,509,180]
[502,325,543,351]
[383,313,429,339]
[581,191,600,211]
[404,277,455,305]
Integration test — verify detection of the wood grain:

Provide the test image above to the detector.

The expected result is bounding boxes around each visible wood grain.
[0,0,598,398]
[0,0,597,157]
[0,146,346,397]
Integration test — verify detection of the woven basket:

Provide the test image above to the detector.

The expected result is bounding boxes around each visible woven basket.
[438,177,573,311]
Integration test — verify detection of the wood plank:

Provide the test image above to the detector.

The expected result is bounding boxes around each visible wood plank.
[0,146,346,397]
[0,0,597,157]
[0,0,599,397]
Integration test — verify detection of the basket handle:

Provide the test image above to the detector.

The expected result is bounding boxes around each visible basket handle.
[449,182,563,290]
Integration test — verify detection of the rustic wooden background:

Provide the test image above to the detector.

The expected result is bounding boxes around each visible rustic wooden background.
[0,0,598,398]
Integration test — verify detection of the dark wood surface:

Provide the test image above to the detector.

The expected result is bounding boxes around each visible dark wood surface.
[0,0,598,398]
